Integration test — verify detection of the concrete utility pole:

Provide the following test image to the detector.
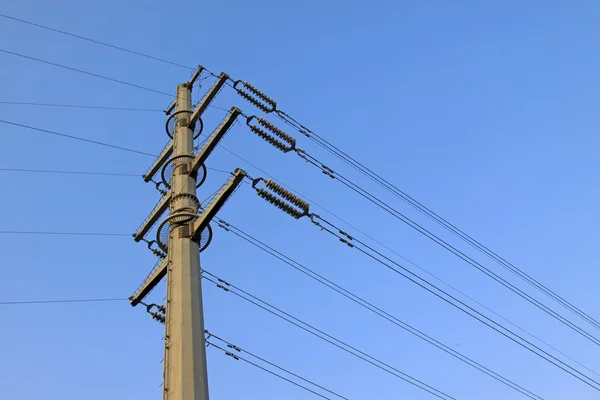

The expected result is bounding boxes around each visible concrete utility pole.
[164,83,210,400]
[131,67,245,400]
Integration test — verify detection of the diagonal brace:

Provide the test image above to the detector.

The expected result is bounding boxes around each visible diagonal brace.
[189,107,242,176]
[133,193,172,242]
[188,72,229,129]
[191,169,247,241]
[130,257,169,306]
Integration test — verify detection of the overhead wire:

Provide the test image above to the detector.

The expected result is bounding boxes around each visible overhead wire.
[0,12,194,70]
[223,72,600,337]
[0,297,127,305]
[214,218,544,400]
[319,160,600,346]
[224,111,600,353]
[0,123,233,176]
[0,119,157,157]
[274,110,600,332]
[1,16,593,391]
[0,231,129,236]
[0,48,173,97]
[207,341,336,400]
[202,271,457,400]
[0,101,162,112]
[0,167,139,176]
[207,332,349,400]
[305,214,600,392]
[239,125,600,349]
[0,166,229,176]
[214,151,600,380]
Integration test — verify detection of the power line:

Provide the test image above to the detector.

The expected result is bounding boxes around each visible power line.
[207,341,335,400]
[0,12,194,70]
[216,151,600,380]
[270,143,600,349]
[307,215,600,392]
[0,298,127,305]
[0,231,129,236]
[227,76,600,341]
[0,119,157,157]
[0,167,232,176]
[207,333,348,400]
[231,78,600,340]
[0,168,139,177]
[228,115,600,353]
[0,101,162,112]
[0,48,173,97]
[215,218,543,400]
[275,110,600,333]
[203,271,456,400]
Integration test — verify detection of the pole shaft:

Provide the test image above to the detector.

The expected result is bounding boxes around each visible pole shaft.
[163,84,210,400]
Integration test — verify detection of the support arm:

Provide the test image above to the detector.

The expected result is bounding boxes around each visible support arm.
[189,107,242,176]
[191,169,247,241]
[188,72,230,129]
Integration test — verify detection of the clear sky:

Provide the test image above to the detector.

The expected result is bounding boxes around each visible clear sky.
[1,1,600,399]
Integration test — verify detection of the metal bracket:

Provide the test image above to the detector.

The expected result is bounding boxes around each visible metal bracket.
[144,141,173,183]
[133,193,173,242]
[188,72,230,129]
[130,257,169,306]
[191,169,247,241]
[185,65,205,88]
[189,107,242,175]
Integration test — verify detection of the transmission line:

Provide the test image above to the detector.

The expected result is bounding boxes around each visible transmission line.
[215,153,600,380]
[207,332,349,399]
[214,218,543,400]
[313,159,600,345]
[222,74,600,339]
[0,168,139,176]
[304,214,600,392]
[0,12,194,70]
[273,109,600,332]
[202,271,456,400]
[207,341,337,400]
[0,101,162,112]
[0,48,173,97]
[0,231,129,236]
[238,173,600,390]
[234,109,600,349]
[0,297,127,305]
[0,119,157,157]
[0,166,230,176]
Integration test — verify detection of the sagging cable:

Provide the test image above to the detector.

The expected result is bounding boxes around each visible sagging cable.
[252,178,310,219]
[246,116,295,153]
[234,81,277,113]
[295,149,336,179]
[310,214,355,248]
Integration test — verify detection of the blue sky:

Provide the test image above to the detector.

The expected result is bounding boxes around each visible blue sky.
[1,1,600,399]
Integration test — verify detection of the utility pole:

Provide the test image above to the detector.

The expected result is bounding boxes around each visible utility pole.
[131,67,245,400]
[163,82,209,400]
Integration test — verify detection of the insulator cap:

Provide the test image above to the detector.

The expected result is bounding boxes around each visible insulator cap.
[264,180,310,212]
[249,126,292,153]
[151,312,166,324]
[256,188,304,219]
[152,248,167,259]
[242,82,277,109]
[236,88,273,113]
[256,118,296,148]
